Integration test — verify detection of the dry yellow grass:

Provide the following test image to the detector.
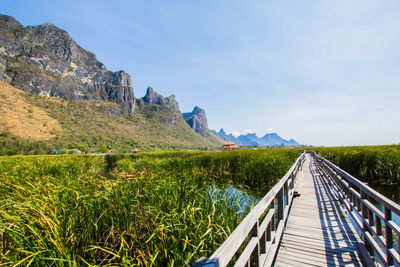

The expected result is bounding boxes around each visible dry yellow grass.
[0,81,61,140]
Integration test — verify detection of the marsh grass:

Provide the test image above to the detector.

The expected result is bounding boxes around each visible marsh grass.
[313,145,400,184]
[1,149,300,266]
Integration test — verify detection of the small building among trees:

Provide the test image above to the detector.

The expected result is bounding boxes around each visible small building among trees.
[221,142,239,150]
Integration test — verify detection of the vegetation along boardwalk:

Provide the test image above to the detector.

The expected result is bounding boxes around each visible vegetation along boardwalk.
[195,152,400,266]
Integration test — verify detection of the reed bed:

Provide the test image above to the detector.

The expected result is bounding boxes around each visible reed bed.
[0,149,300,266]
[313,145,400,185]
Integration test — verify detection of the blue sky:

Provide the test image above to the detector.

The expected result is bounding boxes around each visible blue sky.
[2,0,400,146]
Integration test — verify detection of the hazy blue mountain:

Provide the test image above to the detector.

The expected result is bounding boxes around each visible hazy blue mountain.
[211,129,238,143]
[237,133,260,146]
[213,129,300,147]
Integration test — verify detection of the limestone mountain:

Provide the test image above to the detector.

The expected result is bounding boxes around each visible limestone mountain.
[0,14,135,112]
[137,86,182,127]
[0,14,222,153]
[0,81,220,154]
[183,106,208,136]
[212,129,300,147]
[183,106,224,143]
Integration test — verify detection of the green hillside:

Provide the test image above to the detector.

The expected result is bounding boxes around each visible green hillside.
[0,81,220,154]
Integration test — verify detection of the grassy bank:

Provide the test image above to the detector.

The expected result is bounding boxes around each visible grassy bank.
[0,81,221,156]
[313,145,400,185]
[0,149,300,266]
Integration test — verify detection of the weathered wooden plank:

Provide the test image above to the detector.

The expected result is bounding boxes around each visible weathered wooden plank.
[281,232,359,248]
[275,256,324,267]
[274,154,366,267]
[280,235,360,253]
[279,247,362,266]
[285,223,359,237]
[277,249,357,266]
[284,227,359,240]
[280,242,362,260]
[275,256,322,267]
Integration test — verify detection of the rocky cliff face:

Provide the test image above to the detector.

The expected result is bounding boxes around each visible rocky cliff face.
[182,106,209,136]
[182,106,223,144]
[0,14,135,112]
[136,86,181,127]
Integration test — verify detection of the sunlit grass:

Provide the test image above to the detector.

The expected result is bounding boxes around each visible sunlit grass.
[0,149,300,266]
[313,145,400,184]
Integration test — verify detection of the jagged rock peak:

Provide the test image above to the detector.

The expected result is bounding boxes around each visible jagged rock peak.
[40,22,57,28]
[140,86,179,110]
[165,94,179,110]
[192,106,205,114]
[182,106,209,137]
[0,14,23,29]
[0,14,135,113]
[143,86,165,106]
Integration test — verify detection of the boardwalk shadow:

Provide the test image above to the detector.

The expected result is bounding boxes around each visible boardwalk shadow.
[309,157,363,266]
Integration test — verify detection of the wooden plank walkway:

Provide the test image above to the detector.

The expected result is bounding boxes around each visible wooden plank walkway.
[274,154,367,267]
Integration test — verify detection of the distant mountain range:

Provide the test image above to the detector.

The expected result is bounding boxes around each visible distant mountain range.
[212,129,300,147]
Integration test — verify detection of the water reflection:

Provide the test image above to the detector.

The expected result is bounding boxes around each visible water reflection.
[371,184,400,226]
[374,184,400,204]
[208,183,259,216]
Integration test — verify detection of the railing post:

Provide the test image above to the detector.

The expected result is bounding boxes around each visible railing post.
[375,214,382,236]
[270,201,275,237]
[357,192,361,212]
[284,181,288,208]
[266,222,271,242]
[384,207,394,265]
[289,173,294,191]
[251,223,260,267]
[361,190,373,255]
[260,229,266,256]
[349,191,354,210]
[367,196,374,227]
[277,188,284,221]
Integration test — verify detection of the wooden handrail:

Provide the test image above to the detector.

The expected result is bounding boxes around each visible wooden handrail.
[311,151,400,267]
[193,152,306,267]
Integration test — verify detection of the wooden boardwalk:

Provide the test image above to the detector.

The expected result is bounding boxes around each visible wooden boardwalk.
[274,154,367,267]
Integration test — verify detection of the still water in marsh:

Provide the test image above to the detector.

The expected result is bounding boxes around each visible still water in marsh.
[208,183,260,216]
[373,184,400,204]
[370,184,400,227]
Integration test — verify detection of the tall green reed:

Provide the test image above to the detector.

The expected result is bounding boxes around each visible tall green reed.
[1,148,300,266]
[313,145,400,184]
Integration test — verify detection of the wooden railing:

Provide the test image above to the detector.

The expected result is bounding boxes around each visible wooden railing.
[193,152,306,267]
[312,151,400,267]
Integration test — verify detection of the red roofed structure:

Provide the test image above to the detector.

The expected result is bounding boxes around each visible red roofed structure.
[221,142,239,150]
